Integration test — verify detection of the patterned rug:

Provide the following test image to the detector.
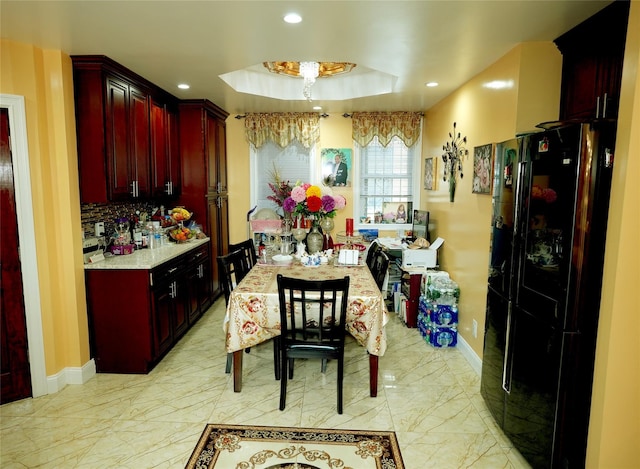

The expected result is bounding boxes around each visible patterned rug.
[186,424,405,469]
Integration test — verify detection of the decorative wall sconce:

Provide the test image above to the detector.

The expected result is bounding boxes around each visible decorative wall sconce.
[442,122,469,202]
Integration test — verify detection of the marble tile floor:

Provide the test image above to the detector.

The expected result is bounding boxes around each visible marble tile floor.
[0,298,531,468]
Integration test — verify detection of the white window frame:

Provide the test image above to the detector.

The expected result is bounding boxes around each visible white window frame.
[353,134,422,233]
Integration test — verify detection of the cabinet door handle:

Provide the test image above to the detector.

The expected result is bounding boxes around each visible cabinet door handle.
[198,264,204,278]
[602,93,608,118]
[596,96,601,119]
[168,267,178,274]
[165,181,171,195]
[131,181,136,197]
[169,281,175,298]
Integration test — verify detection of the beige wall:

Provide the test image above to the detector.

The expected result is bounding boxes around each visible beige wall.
[1,40,89,374]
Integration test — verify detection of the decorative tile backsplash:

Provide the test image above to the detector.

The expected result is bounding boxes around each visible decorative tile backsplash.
[81,201,156,238]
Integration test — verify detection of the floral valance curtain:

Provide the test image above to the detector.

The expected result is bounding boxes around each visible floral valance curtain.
[351,111,422,148]
[244,112,320,149]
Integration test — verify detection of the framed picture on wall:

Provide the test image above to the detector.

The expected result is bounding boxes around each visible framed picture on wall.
[424,157,435,190]
[472,143,493,194]
[321,148,352,187]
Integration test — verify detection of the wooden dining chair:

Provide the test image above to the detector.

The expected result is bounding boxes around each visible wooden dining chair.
[218,249,253,374]
[365,240,383,270]
[276,274,350,414]
[370,250,390,292]
[228,238,258,268]
[218,249,280,378]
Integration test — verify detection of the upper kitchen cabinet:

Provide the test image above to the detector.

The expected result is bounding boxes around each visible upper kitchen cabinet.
[555,1,630,121]
[72,56,180,203]
[150,98,181,199]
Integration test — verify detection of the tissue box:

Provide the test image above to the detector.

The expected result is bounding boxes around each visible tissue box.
[111,244,135,255]
[338,249,359,265]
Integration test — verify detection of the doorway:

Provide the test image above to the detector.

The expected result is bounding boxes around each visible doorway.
[0,94,47,401]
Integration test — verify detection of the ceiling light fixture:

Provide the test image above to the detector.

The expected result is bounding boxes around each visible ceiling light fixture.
[283,13,302,24]
[263,61,357,101]
[299,61,319,101]
[177,83,190,89]
[426,82,439,87]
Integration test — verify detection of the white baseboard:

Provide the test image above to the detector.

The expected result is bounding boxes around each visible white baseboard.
[46,359,96,394]
[456,334,482,376]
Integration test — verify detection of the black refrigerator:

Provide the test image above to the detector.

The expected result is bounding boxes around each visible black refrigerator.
[480,121,616,468]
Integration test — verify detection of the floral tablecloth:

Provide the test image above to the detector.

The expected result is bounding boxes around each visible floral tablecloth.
[224,263,389,356]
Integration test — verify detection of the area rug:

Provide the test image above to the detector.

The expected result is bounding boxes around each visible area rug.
[186,424,405,469]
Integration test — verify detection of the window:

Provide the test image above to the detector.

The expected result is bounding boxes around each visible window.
[355,135,421,226]
[251,140,315,215]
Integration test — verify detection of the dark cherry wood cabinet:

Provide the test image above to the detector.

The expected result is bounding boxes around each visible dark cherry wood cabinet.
[150,98,181,199]
[85,242,211,373]
[185,244,213,324]
[178,100,230,299]
[72,56,180,203]
[555,1,630,121]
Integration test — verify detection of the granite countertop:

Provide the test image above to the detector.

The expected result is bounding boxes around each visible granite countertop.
[84,237,210,270]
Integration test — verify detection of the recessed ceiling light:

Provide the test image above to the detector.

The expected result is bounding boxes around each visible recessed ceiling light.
[425,82,439,87]
[313,106,322,111]
[483,80,514,89]
[284,13,302,24]
[177,83,190,90]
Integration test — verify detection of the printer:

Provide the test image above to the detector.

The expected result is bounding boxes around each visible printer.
[401,237,444,269]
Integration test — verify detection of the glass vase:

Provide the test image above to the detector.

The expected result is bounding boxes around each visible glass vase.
[306,225,324,254]
[320,217,335,250]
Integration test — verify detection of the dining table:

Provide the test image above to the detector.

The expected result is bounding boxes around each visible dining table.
[224,258,389,397]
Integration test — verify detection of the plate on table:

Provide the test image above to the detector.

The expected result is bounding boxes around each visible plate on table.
[272,254,293,264]
[334,243,367,252]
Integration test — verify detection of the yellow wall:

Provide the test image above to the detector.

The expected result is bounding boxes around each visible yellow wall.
[586,3,640,467]
[422,43,562,354]
[1,40,89,374]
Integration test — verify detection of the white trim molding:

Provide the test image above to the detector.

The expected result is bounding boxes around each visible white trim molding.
[456,334,482,376]
[0,94,48,398]
[46,359,96,394]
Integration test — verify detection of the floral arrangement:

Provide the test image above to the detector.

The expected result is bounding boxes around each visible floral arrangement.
[283,182,346,220]
[267,180,293,208]
[266,165,294,210]
[532,185,557,203]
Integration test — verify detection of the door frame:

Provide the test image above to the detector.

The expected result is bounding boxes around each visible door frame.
[1,94,47,398]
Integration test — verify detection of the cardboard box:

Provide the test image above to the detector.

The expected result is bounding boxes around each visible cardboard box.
[402,237,444,269]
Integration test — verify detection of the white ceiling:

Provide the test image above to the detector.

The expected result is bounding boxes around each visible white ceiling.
[1,1,611,115]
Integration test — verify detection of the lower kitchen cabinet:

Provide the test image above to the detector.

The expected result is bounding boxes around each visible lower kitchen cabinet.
[85,243,211,373]
[185,244,213,324]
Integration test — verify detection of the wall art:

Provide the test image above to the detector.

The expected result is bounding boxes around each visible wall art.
[472,143,493,195]
[424,157,435,190]
[321,148,352,187]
